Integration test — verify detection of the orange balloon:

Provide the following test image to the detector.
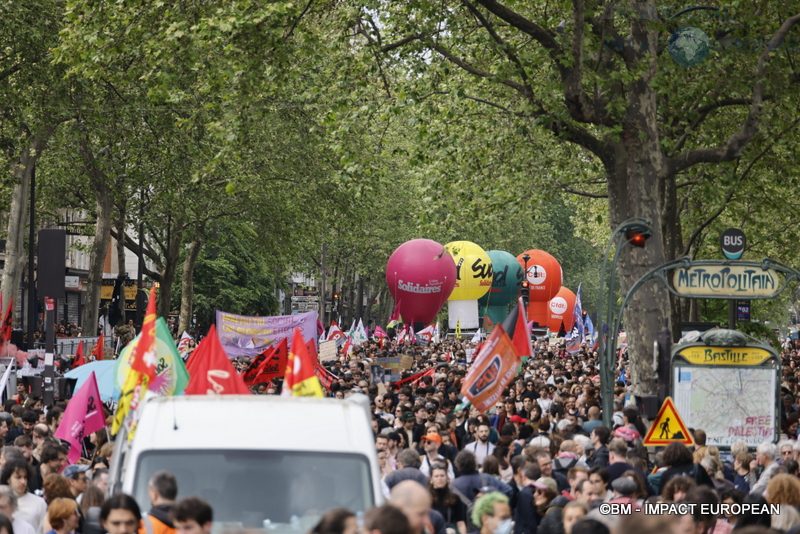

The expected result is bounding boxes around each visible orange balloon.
[547,287,577,333]
[516,250,562,302]
[526,300,550,329]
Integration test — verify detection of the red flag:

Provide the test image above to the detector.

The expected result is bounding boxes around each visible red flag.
[90,333,104,361]
[389,299,401,323]
[242,344,275,384]
[0,298,13,352]
[185,325,251,395]
[282,327,323,397]
[393,367,435,389]
[130,288,157,380]
[246,338,288,385]
[72,341,86,369]
[512,298,533,359]
[315,364,337,391]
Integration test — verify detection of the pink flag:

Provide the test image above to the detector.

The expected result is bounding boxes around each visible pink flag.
[373,326,388,339]
[54,372,107,463]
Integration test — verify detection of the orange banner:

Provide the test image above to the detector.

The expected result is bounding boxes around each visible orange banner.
[460,325,520,412]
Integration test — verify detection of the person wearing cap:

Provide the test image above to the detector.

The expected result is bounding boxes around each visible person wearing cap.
[419,434,454,480]
[63,464,90,501]
[532,477,559,524]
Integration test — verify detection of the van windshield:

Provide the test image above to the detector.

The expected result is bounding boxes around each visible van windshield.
[133,450,374,533]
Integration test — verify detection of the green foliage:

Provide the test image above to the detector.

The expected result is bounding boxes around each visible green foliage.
[178,223,283,326]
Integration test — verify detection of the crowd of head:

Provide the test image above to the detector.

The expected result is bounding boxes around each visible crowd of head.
[3,329,798,534]
[296,335,800,534]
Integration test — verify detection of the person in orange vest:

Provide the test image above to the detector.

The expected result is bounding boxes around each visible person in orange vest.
[144,472,178,534]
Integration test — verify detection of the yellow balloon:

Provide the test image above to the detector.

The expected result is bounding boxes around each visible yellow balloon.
[444,241,493,300]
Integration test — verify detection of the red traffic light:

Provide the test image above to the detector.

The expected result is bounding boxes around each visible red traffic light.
[521,281,530,289]
[626,231,650,248]
[333,293,339,300]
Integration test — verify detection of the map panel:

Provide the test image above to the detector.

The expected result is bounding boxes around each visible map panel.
[673,366,777,447]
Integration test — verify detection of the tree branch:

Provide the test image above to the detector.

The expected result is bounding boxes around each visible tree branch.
[671,96,772,154]
[428,42,529,96]
[669,13,800,174]
[380,33,423,53]
[461,0,535,100]
[110,228,162,268]
[681,116,800,255]
[557,184,608,198]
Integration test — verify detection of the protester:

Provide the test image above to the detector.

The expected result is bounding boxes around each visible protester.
[764,474,800,531]
[428,465,467,534]
[45,497,80,534]
[145,471,178,534]
[1,460,47,532]
[170,497,213,534]
[309,508,357,534]
[471,492,512,534]
[101,494,143,534]
[363,505,410,534]
[0,484,36,534]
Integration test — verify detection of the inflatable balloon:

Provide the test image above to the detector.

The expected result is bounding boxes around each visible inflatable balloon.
[386,239,457,325]
[517,250,562,302]
[478,250,523,327]
[445,241,493,330]
[547,286,577,333]
[527,300,550,329]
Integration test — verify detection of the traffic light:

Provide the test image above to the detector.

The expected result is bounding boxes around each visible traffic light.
[626,229,651,248]
[332,292,339,312]
[520,280,530,307]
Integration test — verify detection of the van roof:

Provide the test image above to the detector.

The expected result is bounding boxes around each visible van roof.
[132,395,374,453]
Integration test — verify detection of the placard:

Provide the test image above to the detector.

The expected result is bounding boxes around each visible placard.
[318,340,338,362]
[399,355,414,370]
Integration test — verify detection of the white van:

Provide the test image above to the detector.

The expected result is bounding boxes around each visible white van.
[109,394,382,532]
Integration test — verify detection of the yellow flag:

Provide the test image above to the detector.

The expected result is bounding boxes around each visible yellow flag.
[111,369,149,441]
[455,319,462,339]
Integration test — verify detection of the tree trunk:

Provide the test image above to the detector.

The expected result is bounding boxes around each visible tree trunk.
[606,25,672,396]
[178,228,203,334]
[157,216,184,319]
[115,202,127,278]
[78,133,117,336]
[82,183,114,336]
[319,243,327,325]
[356,275,365,324]
[1,133,52,314]
[362,282,378,327]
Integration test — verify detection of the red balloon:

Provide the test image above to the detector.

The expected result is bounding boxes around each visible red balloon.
[526,300,550,328]
[516,250,562,302]
[386,239,457,325]
[547,287,576,333]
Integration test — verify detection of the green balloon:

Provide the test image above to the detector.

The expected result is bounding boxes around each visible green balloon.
[478,250,524,307]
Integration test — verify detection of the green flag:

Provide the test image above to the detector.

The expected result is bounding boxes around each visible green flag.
[115,317,190,396]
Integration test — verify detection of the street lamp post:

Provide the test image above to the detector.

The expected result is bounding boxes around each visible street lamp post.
[596,218,654,429]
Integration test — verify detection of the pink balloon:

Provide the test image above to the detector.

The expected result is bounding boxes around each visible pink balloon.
[386,239,457,325]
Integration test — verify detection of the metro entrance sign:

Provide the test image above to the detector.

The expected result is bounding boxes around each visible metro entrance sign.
[659,258,800,300]
[671,263,781,299]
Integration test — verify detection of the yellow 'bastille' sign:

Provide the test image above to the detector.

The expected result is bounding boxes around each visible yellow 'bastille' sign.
[676,345,773,366]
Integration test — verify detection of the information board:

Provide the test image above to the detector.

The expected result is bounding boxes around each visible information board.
[672,366,778,447]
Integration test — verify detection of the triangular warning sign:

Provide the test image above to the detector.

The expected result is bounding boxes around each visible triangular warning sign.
[643,397,694,447]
